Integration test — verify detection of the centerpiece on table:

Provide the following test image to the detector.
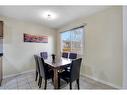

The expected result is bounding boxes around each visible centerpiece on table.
[51,54,56,63]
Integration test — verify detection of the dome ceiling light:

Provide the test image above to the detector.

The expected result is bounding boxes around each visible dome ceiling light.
[42,11,58,20]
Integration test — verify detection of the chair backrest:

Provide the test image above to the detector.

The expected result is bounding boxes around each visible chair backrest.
[37,56,46,79]
[40,52,48,59]
[62,52,68,58]
[70,58,82,82]
[69,53,77,59]
[34,55,40,73]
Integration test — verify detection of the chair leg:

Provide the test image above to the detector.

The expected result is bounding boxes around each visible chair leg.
[70,82,72,89]
[39,77,42,88]
[35,71,38,81]
[76,79,80,89]
[38,75,40,86]
[51,77,54,83]
[44,80,47,89]
[58,77,60,89]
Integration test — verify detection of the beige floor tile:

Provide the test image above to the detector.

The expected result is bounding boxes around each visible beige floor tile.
[0,71,116,90]
[18,83,31,89]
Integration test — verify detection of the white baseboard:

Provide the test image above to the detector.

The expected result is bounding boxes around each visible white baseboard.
[81,73,121,89]
[3,69,35,79]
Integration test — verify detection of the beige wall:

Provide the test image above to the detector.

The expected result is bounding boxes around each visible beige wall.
[123,6,127,89]
[57,7,123,88]
[0,17,56,77]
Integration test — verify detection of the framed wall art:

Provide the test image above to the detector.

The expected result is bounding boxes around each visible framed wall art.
[23,33,48,43]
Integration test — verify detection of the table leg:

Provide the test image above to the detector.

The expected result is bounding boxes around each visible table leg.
[53,68,58,89]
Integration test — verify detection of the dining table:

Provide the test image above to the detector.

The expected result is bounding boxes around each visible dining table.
[45,57,72,89]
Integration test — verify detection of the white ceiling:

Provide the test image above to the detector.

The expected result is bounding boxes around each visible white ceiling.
[0,6,110,29]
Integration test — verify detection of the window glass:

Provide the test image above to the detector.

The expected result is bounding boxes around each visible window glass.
[61,27,84,55]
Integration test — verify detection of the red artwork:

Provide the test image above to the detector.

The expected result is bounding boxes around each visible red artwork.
[24,33,48,43]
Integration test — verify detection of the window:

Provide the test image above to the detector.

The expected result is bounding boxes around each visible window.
[61,26,84,56]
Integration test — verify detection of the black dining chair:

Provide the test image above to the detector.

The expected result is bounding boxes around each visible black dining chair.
[69,53,77,59]
[34,55,40,82]
[59,58,82,89]
[40,52,48,59]
[62,52,68,58]
[38,56,53,89]
[64,53,77,72]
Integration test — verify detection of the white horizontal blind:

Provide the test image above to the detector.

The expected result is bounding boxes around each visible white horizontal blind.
[61,26,84,57]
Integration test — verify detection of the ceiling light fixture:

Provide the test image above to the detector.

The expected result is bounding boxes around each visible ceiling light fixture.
[42,11,58,20]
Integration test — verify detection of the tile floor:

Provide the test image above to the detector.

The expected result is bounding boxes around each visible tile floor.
[0,71,116,89]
